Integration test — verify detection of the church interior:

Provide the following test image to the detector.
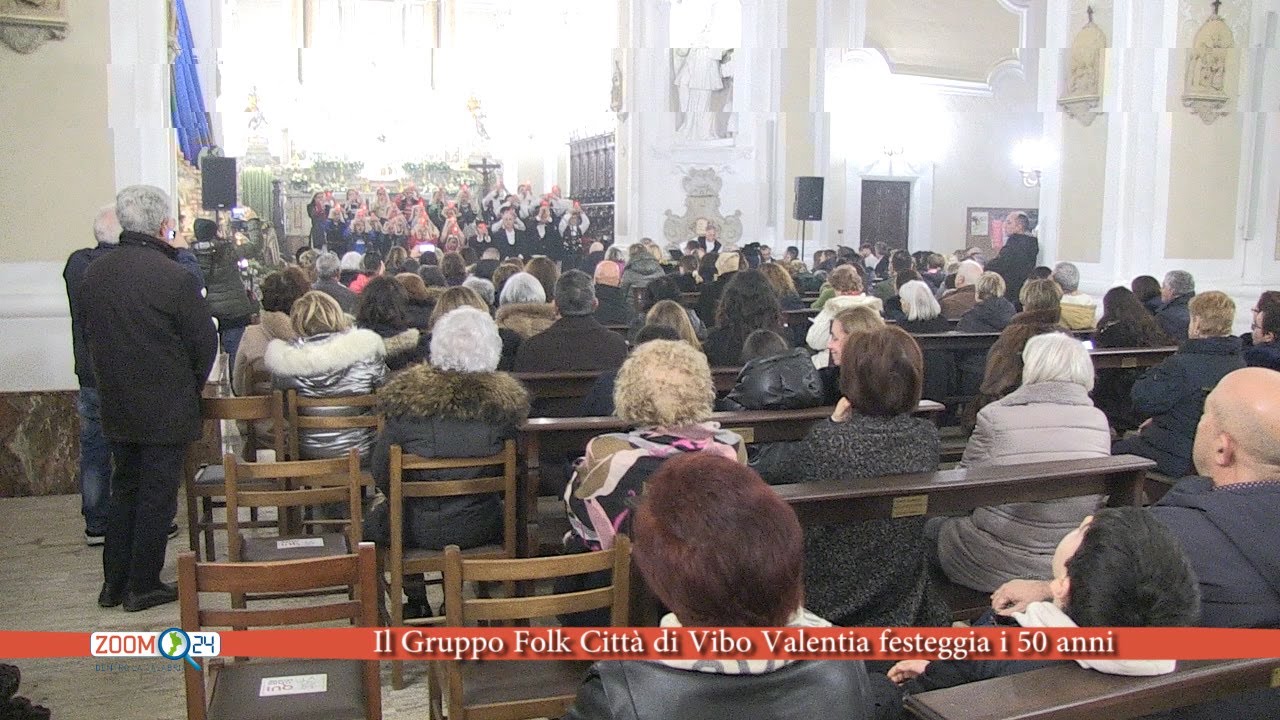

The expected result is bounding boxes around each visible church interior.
[0,0,1279,718]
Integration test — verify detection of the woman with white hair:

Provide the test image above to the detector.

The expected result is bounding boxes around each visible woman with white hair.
[494,271,557,339]
[371,307,530,616]
[929,333,1111,592]
[896,279,950,334]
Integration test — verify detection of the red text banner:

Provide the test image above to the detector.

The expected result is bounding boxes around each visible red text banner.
[4,628,1280,663]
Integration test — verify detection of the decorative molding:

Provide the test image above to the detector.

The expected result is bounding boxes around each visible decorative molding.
[662,167,744,246]
[1179,0,1249,46]
[1059,8,1108,127]
[0,0,68,53]
[1181,1,1236,125]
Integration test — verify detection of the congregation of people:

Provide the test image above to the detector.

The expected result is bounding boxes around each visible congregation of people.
[64,187,1280,718]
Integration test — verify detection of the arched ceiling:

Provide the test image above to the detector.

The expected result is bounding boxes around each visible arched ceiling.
[865,0,1025,84]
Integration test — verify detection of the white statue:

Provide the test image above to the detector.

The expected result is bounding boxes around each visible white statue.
[672,47,732,142]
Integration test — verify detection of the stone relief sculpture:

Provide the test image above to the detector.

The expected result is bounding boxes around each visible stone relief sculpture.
[0,0,68,53]
[1059,6,1107,126]
[662,167,744,247]
[1182,1,1235,124]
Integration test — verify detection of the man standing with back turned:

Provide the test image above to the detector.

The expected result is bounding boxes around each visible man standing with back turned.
[82,185,218,612]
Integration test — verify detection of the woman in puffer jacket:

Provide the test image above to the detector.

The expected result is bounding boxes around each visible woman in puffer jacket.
[265,291,387,462]
[930,333,1111,593]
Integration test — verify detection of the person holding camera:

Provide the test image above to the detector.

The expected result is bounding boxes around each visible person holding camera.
[193,218,258,360]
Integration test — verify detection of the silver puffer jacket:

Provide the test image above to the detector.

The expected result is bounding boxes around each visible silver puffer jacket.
[264,328,388,461]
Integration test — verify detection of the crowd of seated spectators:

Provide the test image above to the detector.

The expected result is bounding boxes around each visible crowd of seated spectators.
[72,190,1280,716]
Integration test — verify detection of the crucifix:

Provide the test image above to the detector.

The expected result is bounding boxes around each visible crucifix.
[1210,0,1222,15]
[469,157,502,195]
[1086,5,1094,23]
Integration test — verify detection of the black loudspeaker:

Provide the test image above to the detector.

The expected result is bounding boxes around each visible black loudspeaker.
[794,176,824,221]
[201,157,237,210]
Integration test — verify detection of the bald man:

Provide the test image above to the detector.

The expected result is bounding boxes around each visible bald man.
[1147,368,1280,629]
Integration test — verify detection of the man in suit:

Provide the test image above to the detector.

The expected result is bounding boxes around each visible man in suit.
[81,185,218,612]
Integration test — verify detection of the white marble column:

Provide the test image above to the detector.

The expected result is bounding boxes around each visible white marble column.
[108,0,177,197]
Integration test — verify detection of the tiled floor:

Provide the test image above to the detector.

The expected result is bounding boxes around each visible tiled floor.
[0,493,443,719]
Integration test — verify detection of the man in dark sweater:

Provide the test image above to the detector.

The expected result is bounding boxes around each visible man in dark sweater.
[81,185,218,612]
[984,212,1039,307]
[514,270,628,416]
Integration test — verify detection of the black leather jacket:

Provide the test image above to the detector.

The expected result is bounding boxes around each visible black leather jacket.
[722,349,824,411]
[562,659,899,720]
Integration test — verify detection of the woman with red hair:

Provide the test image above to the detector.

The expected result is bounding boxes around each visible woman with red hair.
[563,453,896,719]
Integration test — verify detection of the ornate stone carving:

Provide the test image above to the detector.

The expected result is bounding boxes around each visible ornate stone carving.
[662,167,743,247]
[1059,7,1107,126]
[1181,1,1236,124]
[0,0,67,53]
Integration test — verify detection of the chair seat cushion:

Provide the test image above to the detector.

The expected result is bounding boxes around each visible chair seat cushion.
[241,533,349,561]
[195,465,225,485]
[457,660,592,711]
[207,658,367,720]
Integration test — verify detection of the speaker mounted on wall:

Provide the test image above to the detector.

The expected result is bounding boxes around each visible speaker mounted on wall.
[793,176,824,221]
[201,157,238,210]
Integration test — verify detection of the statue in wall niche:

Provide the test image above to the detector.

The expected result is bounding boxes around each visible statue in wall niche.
[672,47,734,143]
[1181,1,1235,124]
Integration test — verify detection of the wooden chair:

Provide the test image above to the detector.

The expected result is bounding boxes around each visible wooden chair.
[185,393,287,560]
[285,391,381,463]
[431,536,632,720]
[387,441,520,691]
[178,543,382,720]
[224,449,363,564]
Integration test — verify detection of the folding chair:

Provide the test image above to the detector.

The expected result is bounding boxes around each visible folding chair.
[430,536,631,720]
[178,543,382,720]
[185,392,286,560]
[386,440,520,690]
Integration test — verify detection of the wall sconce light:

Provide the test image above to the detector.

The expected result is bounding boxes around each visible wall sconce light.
[1012,139,1054,188]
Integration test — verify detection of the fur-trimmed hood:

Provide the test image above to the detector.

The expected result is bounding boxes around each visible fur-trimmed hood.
[495,302,558,339]
[264,328,385,378]
[377,364,529,426]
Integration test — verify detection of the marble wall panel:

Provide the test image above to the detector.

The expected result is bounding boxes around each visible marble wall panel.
[0,391,78,497]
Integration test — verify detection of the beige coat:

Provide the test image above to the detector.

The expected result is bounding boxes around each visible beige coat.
[805,293,884,351]
[232,311,296,396]
[934,381,1111,592]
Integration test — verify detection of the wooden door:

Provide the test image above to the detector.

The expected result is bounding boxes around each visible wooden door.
[861,180,911,250]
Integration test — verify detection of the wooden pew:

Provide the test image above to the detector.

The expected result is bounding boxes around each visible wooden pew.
[903,657,1280,720]
[772,455,1152,526]
[519,401,945,555]
[1088,346,1176,369]
[624,455,1154,624]
[514,368,742,406]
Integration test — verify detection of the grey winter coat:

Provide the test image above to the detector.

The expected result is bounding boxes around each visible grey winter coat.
[372,365,530,550]
[934,381,1112,592]
[619,254,666,299]
[264,328,388,461]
